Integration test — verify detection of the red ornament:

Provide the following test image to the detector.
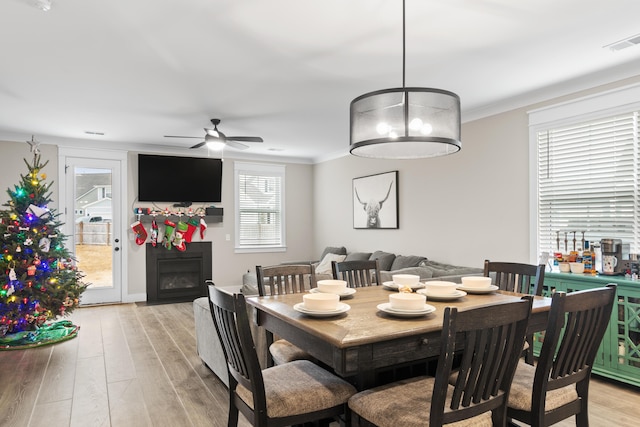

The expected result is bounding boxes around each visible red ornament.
[29,193,35,199]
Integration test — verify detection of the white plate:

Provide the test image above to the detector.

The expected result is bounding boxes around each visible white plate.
[382,281,425,291]
[417,289,467,301]
[456,285,499,294]
[310,287,356,298]
[293,302,351,317]
[377,302,436,318]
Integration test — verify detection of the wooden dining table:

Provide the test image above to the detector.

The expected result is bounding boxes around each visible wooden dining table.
[246,286,552,389]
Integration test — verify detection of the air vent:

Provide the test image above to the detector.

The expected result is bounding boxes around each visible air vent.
[84,131,105,136]
[604,33,640,51]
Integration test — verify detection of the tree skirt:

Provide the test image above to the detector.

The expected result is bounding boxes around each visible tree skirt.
[0,320,80,350]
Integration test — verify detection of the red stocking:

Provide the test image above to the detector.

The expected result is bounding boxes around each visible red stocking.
[131,220,147,245]
[199,217,207,239]
[184,216,199,243]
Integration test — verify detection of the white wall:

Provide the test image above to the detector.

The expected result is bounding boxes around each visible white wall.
[313,74,640,269]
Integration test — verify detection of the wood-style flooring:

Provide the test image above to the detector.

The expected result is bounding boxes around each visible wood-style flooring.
[0,302,637,427]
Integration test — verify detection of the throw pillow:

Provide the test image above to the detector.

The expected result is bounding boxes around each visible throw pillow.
[345,252,373,261]
[320,246,347,261]
[391,255,427,271]
[369,250,396,271]
[315,253,347,275]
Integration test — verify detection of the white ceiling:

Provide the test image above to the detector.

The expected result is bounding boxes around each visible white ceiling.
[2,0,640,163]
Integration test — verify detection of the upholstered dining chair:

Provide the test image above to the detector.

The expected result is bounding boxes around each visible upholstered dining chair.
[348,296,533,427]
[484,260,546,364]
[207,284,357,427]
[256,264,316,367]
[332,259,380,288]
[507,284,617,427]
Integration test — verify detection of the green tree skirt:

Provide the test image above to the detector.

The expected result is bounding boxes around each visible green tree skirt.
[0,320,79,350]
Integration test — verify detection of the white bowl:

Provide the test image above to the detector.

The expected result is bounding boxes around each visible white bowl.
[392,274,420,287]
[317,279,348,294]
[569,262,585,274]
[424,281,458,296]
[389,293,426,310]
[303,293,339,311]
[559,262,571,273]
[461,276,492,289]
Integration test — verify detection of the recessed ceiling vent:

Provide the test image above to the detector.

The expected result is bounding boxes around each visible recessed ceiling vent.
[604,33,640,51]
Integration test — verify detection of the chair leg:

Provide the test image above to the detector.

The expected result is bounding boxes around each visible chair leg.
[265,330,275,367]
[228,405,239,427]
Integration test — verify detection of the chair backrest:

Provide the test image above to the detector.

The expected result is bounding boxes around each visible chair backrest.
[207,284,267,415]
[331,259,380,288]
[256,264,316,296]
[484,260,546,296]
[530,284,617,421]
[432,296,533,426]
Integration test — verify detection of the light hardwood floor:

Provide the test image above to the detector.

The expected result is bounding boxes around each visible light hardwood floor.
[0,302,637,427]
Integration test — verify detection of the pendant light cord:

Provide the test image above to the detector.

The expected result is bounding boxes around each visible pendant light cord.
[402,0,406,88]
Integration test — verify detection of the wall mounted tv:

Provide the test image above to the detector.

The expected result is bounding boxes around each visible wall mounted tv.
[138,154,222,206]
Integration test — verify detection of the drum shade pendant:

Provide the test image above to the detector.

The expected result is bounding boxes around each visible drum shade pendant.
[350,0,461,159]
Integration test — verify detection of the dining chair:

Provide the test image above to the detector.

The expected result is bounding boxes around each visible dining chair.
[484,260,546,364]
[256,264,317,367]
[332,259,380,288]
[207,284,357,427]
[348,296,533,427]
[507,284,617,427]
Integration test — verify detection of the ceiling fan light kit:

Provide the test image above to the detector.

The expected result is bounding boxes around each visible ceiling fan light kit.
[349,0,462,159]
[164,118,263,151]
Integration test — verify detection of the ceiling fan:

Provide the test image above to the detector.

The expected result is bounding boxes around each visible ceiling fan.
[164,118,264,150]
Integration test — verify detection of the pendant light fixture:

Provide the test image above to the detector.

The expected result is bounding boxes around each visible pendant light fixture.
[349,0,462,159]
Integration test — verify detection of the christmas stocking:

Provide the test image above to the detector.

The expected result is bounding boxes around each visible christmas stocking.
[163,220,176,249]
[150,218,159,247]
[184,216,200,243]
[131,220,147,245]
[200,217,208,239]
[173,221,189,252]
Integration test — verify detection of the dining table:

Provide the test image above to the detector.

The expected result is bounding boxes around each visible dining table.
[246,285,552,389]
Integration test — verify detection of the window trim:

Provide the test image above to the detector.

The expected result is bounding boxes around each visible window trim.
[234,161,287,254]
[528,82,640,263]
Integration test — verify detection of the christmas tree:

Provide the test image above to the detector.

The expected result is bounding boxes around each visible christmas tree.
[0,154,87,339]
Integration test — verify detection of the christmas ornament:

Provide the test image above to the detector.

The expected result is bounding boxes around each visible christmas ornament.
[24,238,33,246]
[27,265,36,276]
[27,204,51,219]
[16,245,21,252]
[8,263,17,281]
[38,237,51,252]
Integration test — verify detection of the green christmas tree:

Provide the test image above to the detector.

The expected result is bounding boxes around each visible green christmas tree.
[0,154,87,337]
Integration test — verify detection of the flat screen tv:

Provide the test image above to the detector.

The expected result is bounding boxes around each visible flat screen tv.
[138,154,222,206]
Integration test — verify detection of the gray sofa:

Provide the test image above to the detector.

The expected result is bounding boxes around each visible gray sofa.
[242,246,483,295]
[193,285,267,386]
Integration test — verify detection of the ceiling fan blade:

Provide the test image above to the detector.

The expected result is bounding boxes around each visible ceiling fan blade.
[225,140,250,150]
[227,136,264,143]
[190,141,207,149]
[165,135,202,139]
[204,128,221,137]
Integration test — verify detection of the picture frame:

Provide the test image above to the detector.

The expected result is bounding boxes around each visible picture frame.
[352,171,398,229]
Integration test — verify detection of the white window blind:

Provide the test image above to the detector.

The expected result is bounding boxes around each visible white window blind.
[234,162,285,251]
[536,111,640,254]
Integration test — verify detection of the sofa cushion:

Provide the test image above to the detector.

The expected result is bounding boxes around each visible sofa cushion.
[369,251,396,271]
[379,267,434,283]
[421,260,483,277]
[390,255,427,271]
[345,252,373,261]
[320,246,347,260]
[316,253,347,275]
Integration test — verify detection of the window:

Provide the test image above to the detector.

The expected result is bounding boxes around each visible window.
[234,162,286,252]
[530,84,640,258]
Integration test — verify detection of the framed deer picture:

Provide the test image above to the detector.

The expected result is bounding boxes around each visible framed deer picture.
[353,170,398,229]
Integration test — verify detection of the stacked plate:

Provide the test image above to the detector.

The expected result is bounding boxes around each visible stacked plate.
[382,281,425,291]
[376,302,436,318]
[309,287,356,298]
[456,284,499,294]
[293,302,351,317]
[417,288,467,301]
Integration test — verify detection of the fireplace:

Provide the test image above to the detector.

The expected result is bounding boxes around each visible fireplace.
[146,242,212,304]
